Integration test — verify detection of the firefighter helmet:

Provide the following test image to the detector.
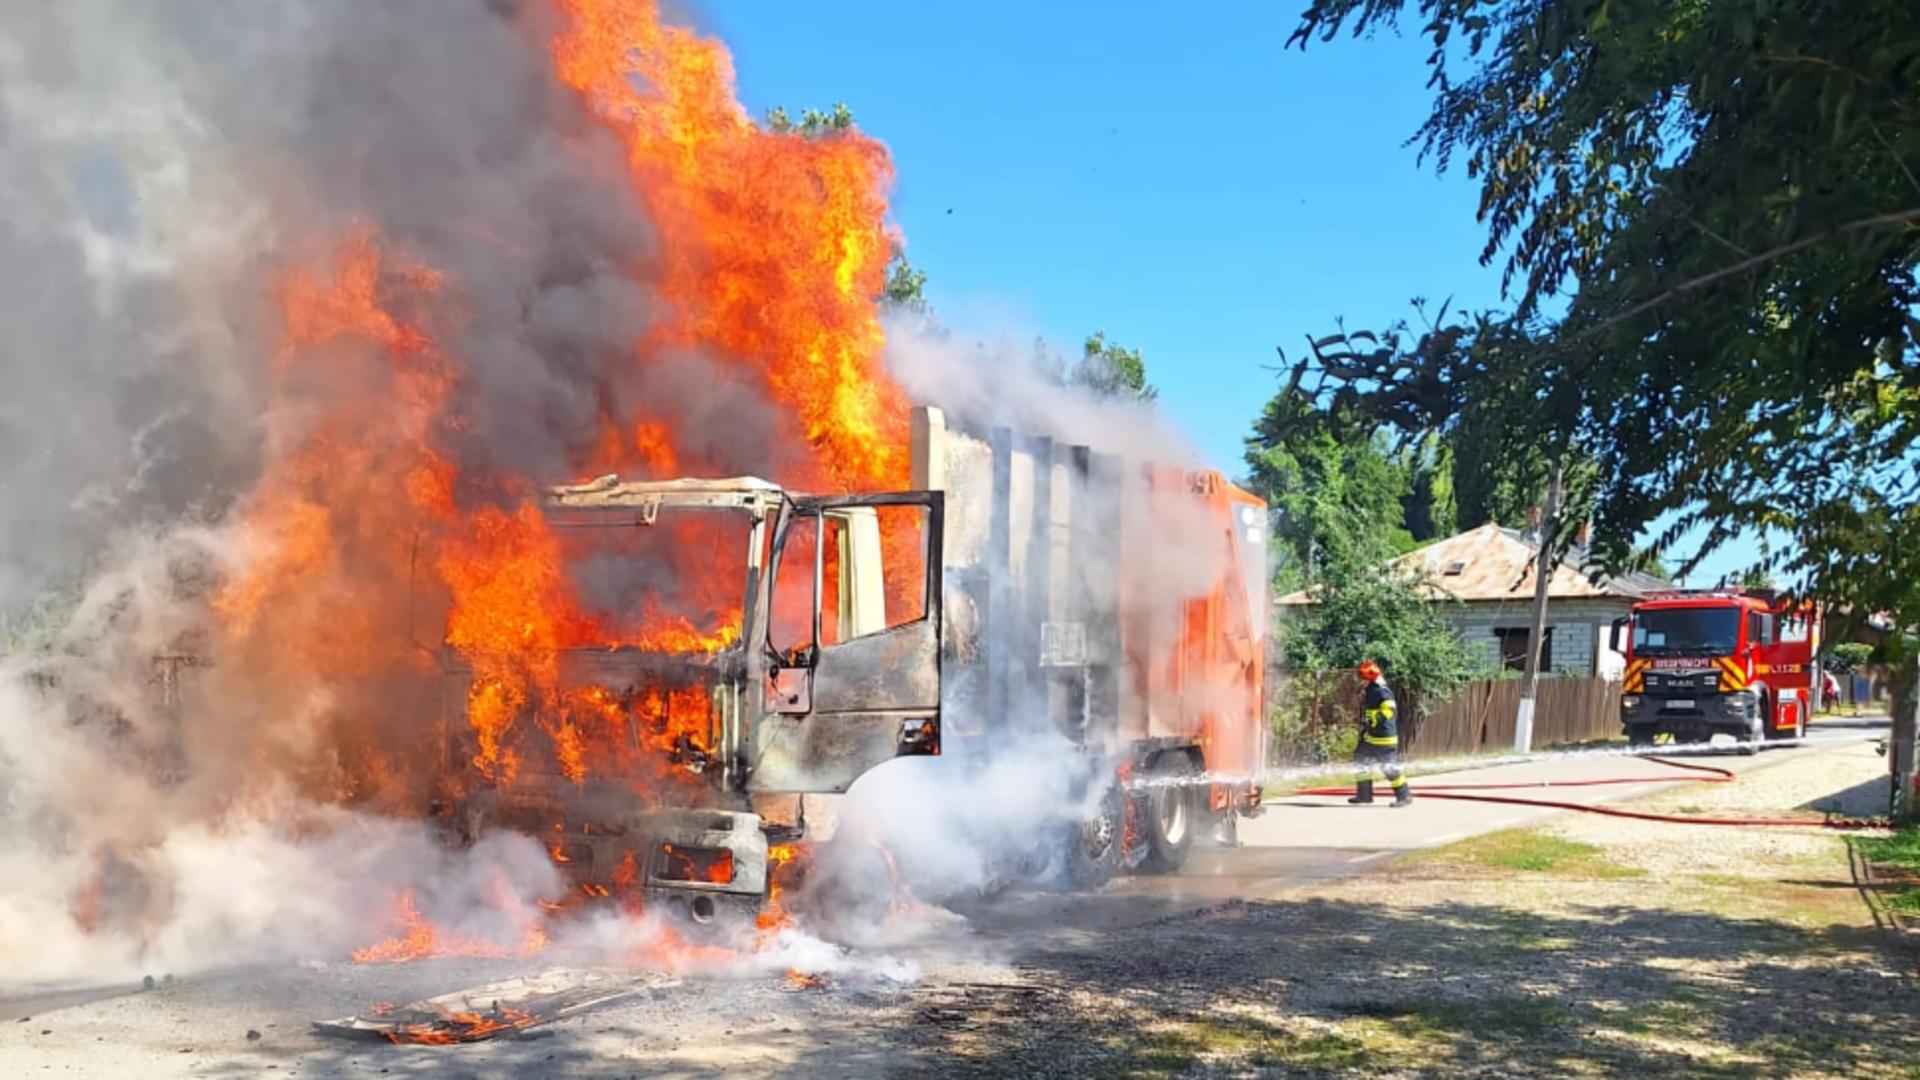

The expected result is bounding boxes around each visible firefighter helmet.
[1357,659,1382,682]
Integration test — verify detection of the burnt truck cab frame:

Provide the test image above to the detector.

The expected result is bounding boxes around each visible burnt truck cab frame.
[440,476,943,924]
[1614,590,1818,754]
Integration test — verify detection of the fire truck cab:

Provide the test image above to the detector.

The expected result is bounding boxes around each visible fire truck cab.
[1618,589,1820,753]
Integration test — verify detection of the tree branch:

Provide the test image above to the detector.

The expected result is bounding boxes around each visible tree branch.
[1570,206,1920,347]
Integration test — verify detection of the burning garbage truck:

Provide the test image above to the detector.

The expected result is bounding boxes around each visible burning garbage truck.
[1,0,1279,981]
[428,404,1270,928]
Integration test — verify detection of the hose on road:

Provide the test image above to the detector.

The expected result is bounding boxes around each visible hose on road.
[1299,754,1889,830]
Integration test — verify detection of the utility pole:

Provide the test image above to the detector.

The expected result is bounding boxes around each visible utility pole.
[1514,460,1564,754]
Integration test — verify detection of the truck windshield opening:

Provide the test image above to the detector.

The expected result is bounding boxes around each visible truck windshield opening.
[1633,607,1740,657]
[553,508,750,652]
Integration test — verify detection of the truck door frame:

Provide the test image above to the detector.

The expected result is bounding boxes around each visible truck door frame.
[747,491,945,793]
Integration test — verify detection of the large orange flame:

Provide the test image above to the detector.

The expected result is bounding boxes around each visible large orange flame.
[551,0,911,495]
[200,0,916,961]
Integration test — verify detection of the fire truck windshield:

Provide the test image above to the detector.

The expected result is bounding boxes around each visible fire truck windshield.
[1633,607,1740,657]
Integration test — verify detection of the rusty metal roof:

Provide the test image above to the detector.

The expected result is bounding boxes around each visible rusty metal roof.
[1277,522,1667,606]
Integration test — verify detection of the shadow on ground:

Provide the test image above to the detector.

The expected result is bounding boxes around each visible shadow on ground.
[187,894,1919,1079]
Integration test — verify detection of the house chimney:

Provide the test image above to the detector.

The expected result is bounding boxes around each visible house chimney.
[1524,505,1541,534]
[1577,520,1592,546]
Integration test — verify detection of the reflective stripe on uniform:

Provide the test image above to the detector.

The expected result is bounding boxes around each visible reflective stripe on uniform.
[1362,734,1399,746]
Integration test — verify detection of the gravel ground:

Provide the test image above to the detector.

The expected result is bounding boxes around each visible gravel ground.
[1543,738,1889,881]
[2,735,1911,1078]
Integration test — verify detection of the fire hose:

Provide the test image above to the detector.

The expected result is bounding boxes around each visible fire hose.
[1298,754,1889,830]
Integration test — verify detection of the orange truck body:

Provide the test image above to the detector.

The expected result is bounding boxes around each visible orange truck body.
[913,407,1268,872]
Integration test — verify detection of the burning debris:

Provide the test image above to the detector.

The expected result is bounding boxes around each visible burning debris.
[314,970,677,1045]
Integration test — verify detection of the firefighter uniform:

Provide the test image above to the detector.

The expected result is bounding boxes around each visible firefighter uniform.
[1351,673,1413,807]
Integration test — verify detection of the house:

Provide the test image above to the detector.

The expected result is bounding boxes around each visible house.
[1278,522,1671,678]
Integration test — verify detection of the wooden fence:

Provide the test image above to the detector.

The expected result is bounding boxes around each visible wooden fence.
[1270,672,1622,763]
[1405,677,1622,759]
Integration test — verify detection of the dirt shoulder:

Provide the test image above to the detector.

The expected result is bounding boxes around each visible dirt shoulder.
[843,739,1919,1078]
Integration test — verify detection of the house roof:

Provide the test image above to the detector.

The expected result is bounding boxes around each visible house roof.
[1277,522,1671,606]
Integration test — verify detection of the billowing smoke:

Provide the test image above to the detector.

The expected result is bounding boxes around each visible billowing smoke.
[0,0,1262,991]
[0,0,822,989]
[795,317,1265,919]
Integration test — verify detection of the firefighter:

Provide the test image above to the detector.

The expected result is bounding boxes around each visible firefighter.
[1350,659,1412,807]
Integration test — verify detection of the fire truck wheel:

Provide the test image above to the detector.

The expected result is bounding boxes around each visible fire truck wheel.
[1738,700,1763,755]
[1140,754,1196,874]
[1063,783,1125,890]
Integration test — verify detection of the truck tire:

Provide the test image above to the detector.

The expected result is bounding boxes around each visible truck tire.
[1737,698,1764,756]
[1139,753,1197,874]
[1063,783,1125,890]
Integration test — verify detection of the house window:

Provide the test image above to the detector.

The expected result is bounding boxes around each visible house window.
[1494,626,1554,673]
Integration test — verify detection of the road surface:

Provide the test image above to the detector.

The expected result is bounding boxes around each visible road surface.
[0,715,1890,1077]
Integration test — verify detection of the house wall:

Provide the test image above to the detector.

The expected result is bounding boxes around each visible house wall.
[1441,598,1638,678]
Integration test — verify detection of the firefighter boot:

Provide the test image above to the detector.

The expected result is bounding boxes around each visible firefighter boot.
[1347,780,1375,805]
[1392,785,1413,808]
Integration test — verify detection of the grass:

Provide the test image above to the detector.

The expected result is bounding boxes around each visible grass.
[1856,826,1920,873]
[1133,995,1567,1076]
[1135,1015,1376,1075]
[1418,829,1646,879]
[1852,827,1920,919]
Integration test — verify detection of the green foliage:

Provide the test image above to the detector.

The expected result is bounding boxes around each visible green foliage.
[882,252,927,310]
[1825,642,1875,674]
[1287,1,1920,629]
[1278,542,1484,719]
[765,102,855,137]
[1072,331,1156,400]
[1245,381,1417,589]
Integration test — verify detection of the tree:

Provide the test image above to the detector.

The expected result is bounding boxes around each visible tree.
[1287,1,1920,630]
[1400,433,1456,543]
[1245,377,1417,591]
[765,102,855,137]
[1280,526,1484,721]
[882,252,927,311]
[1826,642,1875,675]
[1072,331,1156,400]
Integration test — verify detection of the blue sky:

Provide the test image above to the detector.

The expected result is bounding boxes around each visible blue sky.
[711,2,1756,585]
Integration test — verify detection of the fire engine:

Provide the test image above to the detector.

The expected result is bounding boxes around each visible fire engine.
[1618,589,1820,752]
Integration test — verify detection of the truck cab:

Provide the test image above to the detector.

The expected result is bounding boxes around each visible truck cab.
[1618,589,1818,752]
[439,476,943,924]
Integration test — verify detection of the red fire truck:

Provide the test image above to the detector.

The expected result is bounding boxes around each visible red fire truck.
[1619,589,1820,753]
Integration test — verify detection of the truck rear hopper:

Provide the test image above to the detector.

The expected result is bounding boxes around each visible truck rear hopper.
[911,406,1269,881]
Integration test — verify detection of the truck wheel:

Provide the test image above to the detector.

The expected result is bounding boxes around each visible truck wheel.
[1063,783,1125,890]
[1737,702,1763,756]
[1627,728,1654,749]
[1139,754,1196,874]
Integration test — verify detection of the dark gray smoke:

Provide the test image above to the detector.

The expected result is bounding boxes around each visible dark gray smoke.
[0,0,802,634]
[0,0,790,987]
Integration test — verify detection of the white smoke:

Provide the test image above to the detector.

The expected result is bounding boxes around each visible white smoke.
[882,315,1201,465]
[784,314,1259,924]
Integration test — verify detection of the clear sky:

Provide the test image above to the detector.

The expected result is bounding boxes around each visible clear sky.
[710,2,1757,585]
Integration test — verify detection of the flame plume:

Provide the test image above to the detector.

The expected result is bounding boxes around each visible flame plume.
[182,0,918,964]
